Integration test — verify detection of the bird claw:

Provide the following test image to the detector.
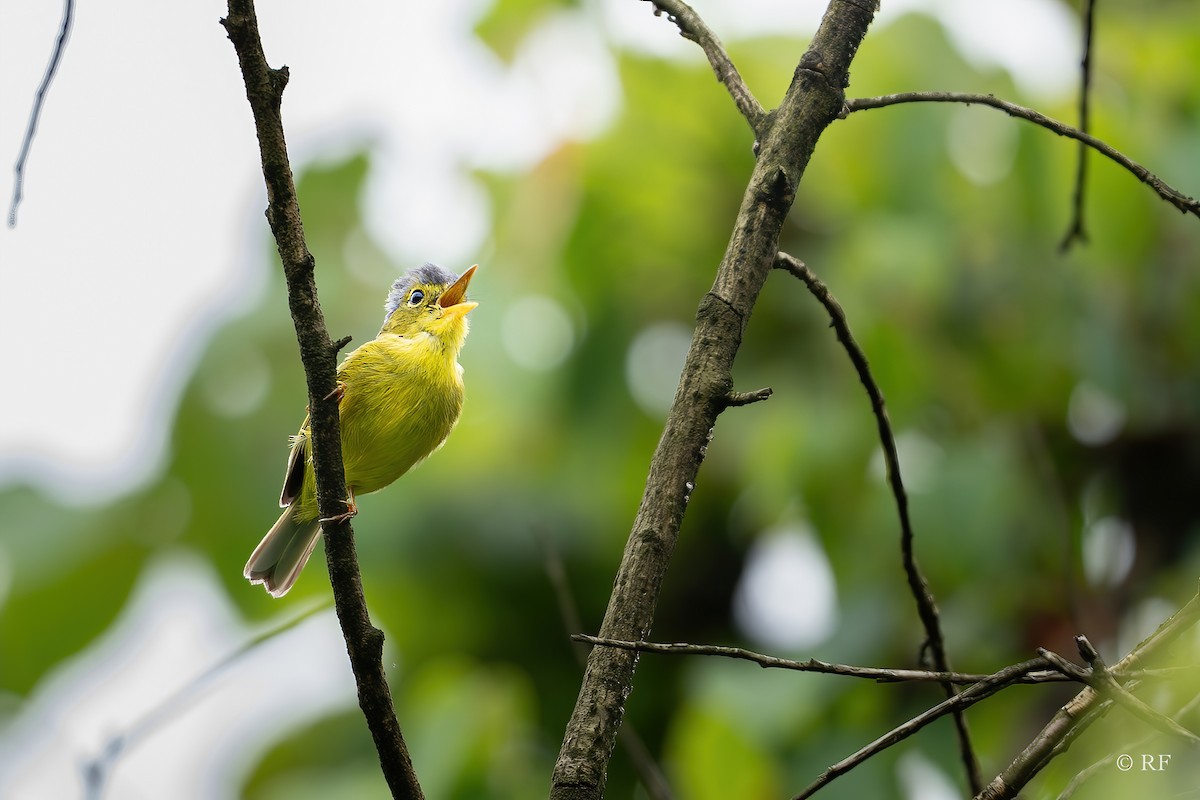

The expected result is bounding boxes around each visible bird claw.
[319,495,358,526]
[323,381,347,403]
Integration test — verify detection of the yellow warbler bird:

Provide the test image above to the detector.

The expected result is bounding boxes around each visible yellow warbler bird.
[245,263,478,597]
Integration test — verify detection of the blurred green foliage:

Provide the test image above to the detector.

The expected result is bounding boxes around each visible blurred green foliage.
[3,4,1200,800]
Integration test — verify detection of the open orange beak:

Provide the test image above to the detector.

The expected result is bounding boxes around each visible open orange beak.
[439,264,478,309]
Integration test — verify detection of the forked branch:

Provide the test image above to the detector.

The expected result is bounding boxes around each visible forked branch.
[549,3,879,798]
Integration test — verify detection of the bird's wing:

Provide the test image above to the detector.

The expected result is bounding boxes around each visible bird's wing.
[279,413,311,508]
[278,358,357,508]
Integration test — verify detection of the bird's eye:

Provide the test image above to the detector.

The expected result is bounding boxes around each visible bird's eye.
[407,289,425,306]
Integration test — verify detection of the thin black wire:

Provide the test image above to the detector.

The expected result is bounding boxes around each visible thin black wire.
[8,0,76,228]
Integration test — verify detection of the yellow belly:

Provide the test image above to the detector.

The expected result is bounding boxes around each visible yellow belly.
[285,332,465,523]
[337,333,465,496]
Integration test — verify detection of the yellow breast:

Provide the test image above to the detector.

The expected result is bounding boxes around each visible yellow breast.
[336,332,465,496]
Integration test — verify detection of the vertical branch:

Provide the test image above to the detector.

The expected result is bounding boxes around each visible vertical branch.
[1059,0,1098,252]
[7,0,75,227]
[548,3,878,798]
[220,2,422,797]
[774,253,982,793]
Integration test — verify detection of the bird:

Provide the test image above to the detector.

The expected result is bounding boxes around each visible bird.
[245,263,478,597]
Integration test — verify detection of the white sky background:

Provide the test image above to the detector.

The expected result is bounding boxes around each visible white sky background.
[0,0,1076,505]
[0,2,1081,798]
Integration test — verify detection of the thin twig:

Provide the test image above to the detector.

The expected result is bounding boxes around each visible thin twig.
[793,658,1053,800]
[577,634,1192,684]
[1059,0,1098,251]
[773,251,983,793]
[577,635,1072,685]
[221,3,422,797]
[7,0,75,227]
[845,92,1200,217]
[642,0,767,134]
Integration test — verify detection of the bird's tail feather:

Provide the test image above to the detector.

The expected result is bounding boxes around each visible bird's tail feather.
[244,505,322,597]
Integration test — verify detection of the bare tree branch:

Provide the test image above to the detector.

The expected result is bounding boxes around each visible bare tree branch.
[549,3,880,798]
[220,3,422,797]
[845,92,1200,218]
[977,591,1200,799]
[642,0,766,134]
[7,0,75,228]
[774,251,982,793]
[1059,0,1098,251]
[793,657,1054,800]
[577,620,1200,800]
[576,634,1074,685]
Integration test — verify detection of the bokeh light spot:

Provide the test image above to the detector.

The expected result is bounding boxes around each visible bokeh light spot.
[947,105,1018,186]
[1068,381,1126,445]
[200,346,271,419]
[1082,516,1135,588]
[501,295,575,371]
[733,522,838,651]
[625,322,691,417]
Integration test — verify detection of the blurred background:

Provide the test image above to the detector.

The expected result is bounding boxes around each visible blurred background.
[1,1,1198,798]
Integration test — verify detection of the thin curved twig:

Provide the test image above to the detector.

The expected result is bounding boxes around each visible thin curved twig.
[221,2,423,797]
[642,0,767,134]
[8,0,75,227]
[845,92,1200,218]
[774,251,983,792]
